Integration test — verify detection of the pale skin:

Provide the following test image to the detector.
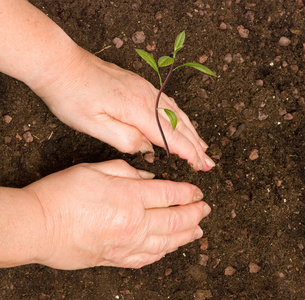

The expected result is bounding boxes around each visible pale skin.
[0,0,214,269]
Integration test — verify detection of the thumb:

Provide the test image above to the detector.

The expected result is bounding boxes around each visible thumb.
[88,159,155,180]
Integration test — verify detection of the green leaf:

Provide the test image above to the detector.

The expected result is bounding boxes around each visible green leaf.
[176,62,216,77]
[158,108,177,130]
[174,31,185,57]
[158,56,174,67]
[135,49,159,73]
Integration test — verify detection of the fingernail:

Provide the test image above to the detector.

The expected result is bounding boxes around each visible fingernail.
[196,157,203,170]
[205,156,216,168]
[139,140,154,154]
[193,189,203,202]
[193,227,203,240]
[137,169,155,179]
[203,203,211,215]
[200,140,209,150]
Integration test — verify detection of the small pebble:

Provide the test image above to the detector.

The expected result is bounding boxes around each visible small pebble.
[256,79,264,87]
[233,123,245,137]
[224,266,236,276]
[249,149,259,160]
[249,262,261,273]
[112,37,124,48]
[194,0,204,7]
[233,53,244,64]
[16,133,22,141]
[219,22,227,30]
[198,54,208,63]
[237,25,249,38]
[155,11,162,20]
[164,268,172,276]
[282,61,288,68]
[199,237,209,250]
[202,74,211,83]
[198,254,209,266]
[224,53,232,64]
[23,131,34,143]
[258,111,268,121]
[290,65,298,73]
[223,64,229,71]
[23,124,30,132]
[228,125,236,136]
[132,31,146,44]
[283,113,293,120]
[234,102,245,111]
[3,115,12,124]
[4,136,12,144]
[277,272,285,278]
[279,37,291,46]
[244,11,255,22]
[200,88,209,99]
[146,41,156,51]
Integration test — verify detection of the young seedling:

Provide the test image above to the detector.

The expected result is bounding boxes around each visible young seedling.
[136,31,216,157]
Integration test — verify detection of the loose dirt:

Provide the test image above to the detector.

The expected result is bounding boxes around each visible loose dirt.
[1,0,304,299]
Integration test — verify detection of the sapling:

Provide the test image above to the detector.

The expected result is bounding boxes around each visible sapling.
[136,30,216,157]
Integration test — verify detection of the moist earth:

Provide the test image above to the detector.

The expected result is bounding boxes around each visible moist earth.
[0,0,304,299]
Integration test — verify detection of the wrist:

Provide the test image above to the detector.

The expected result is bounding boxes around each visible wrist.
[0,187,48,268]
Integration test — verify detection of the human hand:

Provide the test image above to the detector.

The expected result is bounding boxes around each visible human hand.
[32,48,215,171]
[24,160,210,270]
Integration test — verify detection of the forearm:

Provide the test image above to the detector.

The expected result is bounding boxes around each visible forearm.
[0,187,46,268]
[0,0,82,90]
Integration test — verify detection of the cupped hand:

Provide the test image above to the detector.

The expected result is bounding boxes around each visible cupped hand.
[24,160,210,270]
[32,48,215,171]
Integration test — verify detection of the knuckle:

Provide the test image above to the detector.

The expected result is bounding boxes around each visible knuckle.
[151,235,170,254]
[118,133,142,154]
[161,183,177,207]
[167,210,181,233]
[128,254,147,269]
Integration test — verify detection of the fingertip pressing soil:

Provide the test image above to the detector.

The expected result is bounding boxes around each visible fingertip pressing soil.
[1,0,304,299]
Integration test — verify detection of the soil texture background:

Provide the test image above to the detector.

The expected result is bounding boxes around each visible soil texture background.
[0,0,304,299]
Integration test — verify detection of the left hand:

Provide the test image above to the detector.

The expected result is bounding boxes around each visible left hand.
[24,160,210,269]
[32,48,215,171]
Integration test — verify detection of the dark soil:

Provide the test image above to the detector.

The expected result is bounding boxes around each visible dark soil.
[1,0,304,299]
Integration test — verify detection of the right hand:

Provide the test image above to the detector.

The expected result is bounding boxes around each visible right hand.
[32,48,215,171]
[24,160,210,270]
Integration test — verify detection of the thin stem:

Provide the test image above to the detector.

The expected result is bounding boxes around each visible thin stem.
[155,62,175,157]
[157,72,163,86]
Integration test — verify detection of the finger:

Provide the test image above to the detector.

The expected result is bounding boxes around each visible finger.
[163,96,209,150]
[88,159,155,180]
[176,107,209,150]
[146,201,210,235]
[157,94,214,170]
[83,113,154,154]
[135,179,204,208]
[156,113,215,171]
[138,226,204,256]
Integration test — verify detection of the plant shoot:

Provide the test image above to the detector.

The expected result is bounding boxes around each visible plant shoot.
[136,31,216,157]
